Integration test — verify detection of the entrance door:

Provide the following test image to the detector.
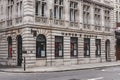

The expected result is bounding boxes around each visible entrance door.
[105,40,110,61]
[36,34,46,58]
[17,35,22,66]
[116,39,120,60]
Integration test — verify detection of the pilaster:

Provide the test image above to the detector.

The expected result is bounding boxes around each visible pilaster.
[23,0,35,24]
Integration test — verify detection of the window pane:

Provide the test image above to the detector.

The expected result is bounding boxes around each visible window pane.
[70,37,78,57]
[8,36,12,58]
[84,38,90,56]
[95,39,101,56]
[55,36,63,57]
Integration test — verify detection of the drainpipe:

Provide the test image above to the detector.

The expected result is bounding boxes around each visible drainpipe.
[50,9,53,66]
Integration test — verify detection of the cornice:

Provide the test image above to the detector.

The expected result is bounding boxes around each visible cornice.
[83,0,114,9]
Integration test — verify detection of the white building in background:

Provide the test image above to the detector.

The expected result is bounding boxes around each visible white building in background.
[0,0,116,67]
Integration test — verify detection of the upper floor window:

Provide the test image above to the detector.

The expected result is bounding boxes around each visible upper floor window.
[7,0,14,19]
[0,5,3,15]
[83,5,90,29]
[94,8,101,26]
[54,0,63,19]
[104,10,110,31]
[95,39,101,57]
[70,1,78,22]
[35,0,46,17]
[16,0,22,17]
[83,5,90,24]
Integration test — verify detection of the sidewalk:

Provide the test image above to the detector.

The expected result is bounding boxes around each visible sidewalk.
[0,61,120,73]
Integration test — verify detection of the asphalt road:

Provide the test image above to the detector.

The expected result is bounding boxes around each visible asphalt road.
[0,66,120,80]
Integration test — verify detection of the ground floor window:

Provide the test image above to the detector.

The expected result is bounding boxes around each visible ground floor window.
[36,34,46,58]
[84,38,90,57]
[95,39,101,56]
[55,36,63,58]
[105,39,110,61]
[7,36,12,58]
[70,37,78,57]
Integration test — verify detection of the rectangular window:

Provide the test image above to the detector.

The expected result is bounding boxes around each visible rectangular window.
[35,1,40,16]
[70,1,78,22]
[84,38,90,57]
[83,5,90,24]
[7,0,14,19]
[70,37,78,57]
[8,37,12,59]
[41,1,46,16]
[54,0,63,19]
[104,10,110,31]
[94,8,101,26]
[16,1,22,17]
[35,0,46,17]
[55,36,63,58]
[95,39,101,57]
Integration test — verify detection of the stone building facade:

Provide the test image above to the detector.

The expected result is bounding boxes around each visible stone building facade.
[0,0,116,67]
[114,0,120,60]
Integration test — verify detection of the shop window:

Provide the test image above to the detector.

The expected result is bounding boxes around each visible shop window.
[95,39,101,56]
[84,38,90,57]
[36,34,46,58]
[70,37,78,57]
[7,36,12,58]
[55,36,63,58]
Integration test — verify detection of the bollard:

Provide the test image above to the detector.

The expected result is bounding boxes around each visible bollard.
[24,57,26,71]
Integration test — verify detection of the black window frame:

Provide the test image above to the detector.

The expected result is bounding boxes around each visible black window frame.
[70,37,78,57]
[7,36,12,59]
[36,34,46,58]
[55,36,64,58]
[84,38,90,57]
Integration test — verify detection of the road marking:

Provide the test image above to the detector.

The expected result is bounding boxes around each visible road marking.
[87,77,104,80]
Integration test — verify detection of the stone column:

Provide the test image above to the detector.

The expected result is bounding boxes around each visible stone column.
[64,0,69,28]
[78,37,84,64]
[22,0,35,67]
[79,1,83,29]
[63,36,70,65]
[90,4,94,31]
[90,37,96,63]
[23,0,35,24]
[101,35,106,62]
[101,8,105,32]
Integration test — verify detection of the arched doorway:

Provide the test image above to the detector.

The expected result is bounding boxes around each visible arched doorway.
[36,34,46,58]
[16,35,22,66]
[105,39,110,61]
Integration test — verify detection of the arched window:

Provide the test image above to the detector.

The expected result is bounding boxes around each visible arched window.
[36,34,46,58]
[7,36,12,58]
